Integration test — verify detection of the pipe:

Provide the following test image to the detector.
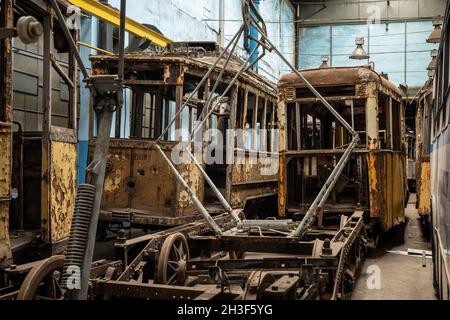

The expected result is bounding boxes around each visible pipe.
[291,137,359,238]
[218,0,225,47]
[189,45,260,143]
[154,144,222,235]
[184,148,239,223]
[249,17,358,138]
[156,24,244,143]
[117,0,126,109]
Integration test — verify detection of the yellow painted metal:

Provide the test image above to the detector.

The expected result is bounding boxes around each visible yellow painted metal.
[49,141,77,242]
[277,99,287,218]
[0,202,12,268]
[41,139,77,243]
[0,127,12,266]
[0,0,13,267]
[68,0,171,47]
[367,152,406,231]
[418,160,431,217]
[78,41,113,55]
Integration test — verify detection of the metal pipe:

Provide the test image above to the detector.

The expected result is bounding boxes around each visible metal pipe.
[78,110,114,299]
[249,16,357,139]
[184,148,240,223]
[154,144,222,234]
[189,45,260,144]
[153,26,247,223]
[76,0,127,300]
[200,27,243,124]
[116,0,126,109]
[218,0,225,47]
[156,24,244,143]
[290,137,359,238]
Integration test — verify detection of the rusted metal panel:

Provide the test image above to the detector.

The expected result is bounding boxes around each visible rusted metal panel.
[367,151,406,230]
[279,66,402,99]
[175,161,204,213]
[0,125,11,204]
[278,98,287,218]
[418,160,431,217]
[90,53,277,97]
[229,152,278,208]
[40,13,53,243]
[49,141,77,242]
[0,201,12,268]
[95,140,204,219]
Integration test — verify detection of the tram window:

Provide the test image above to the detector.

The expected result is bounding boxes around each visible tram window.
[141,93,153,139]
[190,107,197,133]
[378,94,388,149]
[266,101,273,152]
[272,102,279,152]
[162,98,177,141]
[180,106,190,142]
[235,88,245,130]
[256,96,264,150]
[392,100,402,151]
[245,92,256,149]
[210,114,218,144]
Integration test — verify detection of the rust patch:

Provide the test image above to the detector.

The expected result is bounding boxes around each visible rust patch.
[366,151,406,230]
[418,160,431,216]
[0,202,12,267]
[49,141,77,242]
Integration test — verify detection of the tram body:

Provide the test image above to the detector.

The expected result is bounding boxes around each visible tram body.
[416,81,433,223]
[278,66,408,231]
[89,42,279,227]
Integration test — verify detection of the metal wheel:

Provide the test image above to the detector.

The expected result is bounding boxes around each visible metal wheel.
[156,233,190,285]
[17,255,65,300]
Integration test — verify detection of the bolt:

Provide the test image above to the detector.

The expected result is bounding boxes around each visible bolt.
[10,264,17,270]
[271,285,278,291]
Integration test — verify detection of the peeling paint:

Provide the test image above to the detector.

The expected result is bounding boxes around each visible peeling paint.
[49,141,77,242]
[418,160,431,216]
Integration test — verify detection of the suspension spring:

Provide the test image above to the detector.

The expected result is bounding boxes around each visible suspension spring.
[61,184,96,290]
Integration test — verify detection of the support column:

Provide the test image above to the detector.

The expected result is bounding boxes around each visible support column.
[366,82,379,150]
[41,12,54,243]
[0,0,13,269]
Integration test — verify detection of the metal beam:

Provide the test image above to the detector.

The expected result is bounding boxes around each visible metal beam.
[67,0,171,47]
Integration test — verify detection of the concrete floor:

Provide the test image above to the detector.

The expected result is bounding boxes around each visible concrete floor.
[352,194,436,300]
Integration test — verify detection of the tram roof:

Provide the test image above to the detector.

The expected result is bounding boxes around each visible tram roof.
[279,66,402,98]
[90,45,277,97]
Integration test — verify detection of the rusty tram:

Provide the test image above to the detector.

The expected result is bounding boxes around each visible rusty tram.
[415,80,433,226]
[88,42,279,229]
[0,0,409,301]
[278,66,408,233]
